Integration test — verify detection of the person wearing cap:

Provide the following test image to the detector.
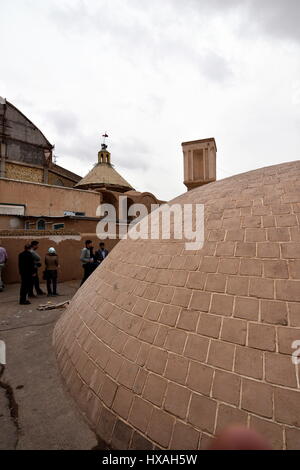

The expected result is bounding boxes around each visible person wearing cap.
[44,247,59,296]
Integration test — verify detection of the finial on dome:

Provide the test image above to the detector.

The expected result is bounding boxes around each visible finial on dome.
[102,132,108,147]
[98,132,111,164]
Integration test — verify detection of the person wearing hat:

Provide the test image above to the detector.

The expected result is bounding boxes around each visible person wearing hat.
[44,247,59,296]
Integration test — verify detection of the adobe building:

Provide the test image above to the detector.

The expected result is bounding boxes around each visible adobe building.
[75,141,163,220]
[75,142,133,193]
[0,97,81,187]
[0,98,163,283]
[54,158,300,450]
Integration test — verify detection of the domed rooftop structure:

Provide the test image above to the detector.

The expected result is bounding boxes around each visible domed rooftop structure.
[54,160,300,450]
[75,143,133,193]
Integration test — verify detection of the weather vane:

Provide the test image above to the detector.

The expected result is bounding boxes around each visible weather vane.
[102,132,108,149]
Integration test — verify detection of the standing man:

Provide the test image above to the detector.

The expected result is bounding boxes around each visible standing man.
[0,241,8,292]
[19,243,35,305]
[80,240,94,286]
[94,242,109,265]
[29,240,45,296]
[44,247,59,297]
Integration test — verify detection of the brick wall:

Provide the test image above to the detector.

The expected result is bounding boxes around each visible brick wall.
[53,160,300,450]
[5,162,43,183]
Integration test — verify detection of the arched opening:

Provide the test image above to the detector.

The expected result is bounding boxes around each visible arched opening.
[37,219,45,230]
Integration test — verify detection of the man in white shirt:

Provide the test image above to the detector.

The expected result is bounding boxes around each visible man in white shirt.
[80,240,94,286]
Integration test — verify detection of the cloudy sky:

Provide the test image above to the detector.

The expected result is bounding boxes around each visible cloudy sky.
[1,0,300,200]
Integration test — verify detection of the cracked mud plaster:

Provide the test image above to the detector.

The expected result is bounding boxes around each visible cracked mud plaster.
[0,364,20,449]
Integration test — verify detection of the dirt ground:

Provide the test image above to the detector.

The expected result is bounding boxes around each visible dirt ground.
[0,281,97,450]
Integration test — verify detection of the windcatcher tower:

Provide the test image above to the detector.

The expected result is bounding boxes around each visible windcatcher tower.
[182,138,217,191]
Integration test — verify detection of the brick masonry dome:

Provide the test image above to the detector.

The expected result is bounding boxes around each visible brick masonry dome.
[53,161,300,450]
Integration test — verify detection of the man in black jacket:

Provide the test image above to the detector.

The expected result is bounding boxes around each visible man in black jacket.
[19,243,35,305]
[94,242,109,265]
[29,240,45,296]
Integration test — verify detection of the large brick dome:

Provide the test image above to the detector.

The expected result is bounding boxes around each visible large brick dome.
[53,161,300,450]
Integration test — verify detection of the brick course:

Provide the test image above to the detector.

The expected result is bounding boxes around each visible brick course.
[54,161,300,450]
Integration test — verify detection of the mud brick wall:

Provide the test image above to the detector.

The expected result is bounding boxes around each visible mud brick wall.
[1,234,119,284]
[53,161,300,450]
[5,162,43,183]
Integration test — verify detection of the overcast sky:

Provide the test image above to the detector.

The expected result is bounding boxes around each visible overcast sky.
[1,0,300,200]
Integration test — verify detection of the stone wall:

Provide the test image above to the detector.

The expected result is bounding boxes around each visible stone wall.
[3,161,80,187]
[5,162,43,183]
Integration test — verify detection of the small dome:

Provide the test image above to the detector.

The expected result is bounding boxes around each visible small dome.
[54,161,300,450]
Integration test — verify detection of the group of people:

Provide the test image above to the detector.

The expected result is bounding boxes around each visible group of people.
[80,240,109,285]
[0,239,109,305]
[18,241,59,305]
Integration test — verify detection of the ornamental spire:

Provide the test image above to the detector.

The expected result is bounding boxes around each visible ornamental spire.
[101,132,108,150]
